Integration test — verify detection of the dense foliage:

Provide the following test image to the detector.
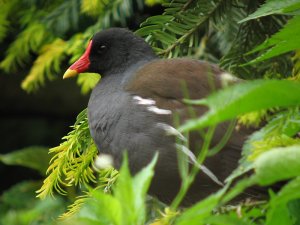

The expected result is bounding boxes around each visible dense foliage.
[1,0,300,224]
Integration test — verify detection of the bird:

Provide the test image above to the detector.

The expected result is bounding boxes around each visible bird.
[63,28,260,205]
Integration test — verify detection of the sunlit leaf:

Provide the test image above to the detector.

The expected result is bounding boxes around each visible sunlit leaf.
[254,145,300,185]
[180,80,300,132]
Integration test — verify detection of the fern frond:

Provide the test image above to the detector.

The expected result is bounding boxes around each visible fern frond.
[240,0,300,22]
[42,0,81,36]
[59,193,89,219]
[60,168,119,219]
[145,0,164,7]
[0,23,52,72]
[242,107,300,161]
[249,135,300,161]
[246,16,300,64]
[81,0,109,17]
[238,110,269,128]
[21,38,67,92]
[0,0,16,42]
[292,50,300,79]
[36,109,98,199]
[77,73,100,94]
[220,14,289,78]
[137,0,223,58]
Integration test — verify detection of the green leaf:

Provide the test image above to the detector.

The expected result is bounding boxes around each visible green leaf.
[271,177,300,206]
[255,178,300,225]
[174,190,224,225]
[78,190,122,225]
[245,16,300,64]
[240,0,300,22]
[204,215,254,225]
[265,203,294,225]
[1,181,41,210]
[0,146,50,175]
[77,73,100,94]
[253,145,300,185]
[114,154,157,225]
[180,80,300,132]
[132,153,158,224]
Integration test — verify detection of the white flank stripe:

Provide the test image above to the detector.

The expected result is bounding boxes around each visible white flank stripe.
[147,106,172,115]
[133,96,156,105]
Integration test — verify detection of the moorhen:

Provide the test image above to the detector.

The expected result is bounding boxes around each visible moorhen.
[63,28,256,204]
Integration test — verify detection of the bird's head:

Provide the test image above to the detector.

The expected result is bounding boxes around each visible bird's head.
[63,28,156,79]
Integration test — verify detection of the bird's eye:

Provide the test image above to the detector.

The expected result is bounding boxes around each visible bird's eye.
[98,45,107,54]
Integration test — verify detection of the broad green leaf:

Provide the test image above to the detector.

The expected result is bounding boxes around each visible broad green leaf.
[287,199,300,225]
[0,146,50,175]
[1,181,41,209]
[78,190,122,225]
[114,155,135,225]
[132,153,157,225]
[174,190,224,225]
[240,0,300,22]
[204,215,254,225]
[114,154,157,225]
[254,146,300,185]
[264,178,300,225]
[0,196,66,225]
[180,80,300,132]
[266,203,294,225]
[270,177,300,206]
[245,16,300,64]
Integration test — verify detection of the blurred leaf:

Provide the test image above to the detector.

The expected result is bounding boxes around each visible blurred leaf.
[270,177,300,207]
[42,0,81,36]
[21,38,68,92]
[68,154,157,225]
[204,215,254,225]
[287,199,300,225]
[245,16,300,64]
[114,154,157,225]
[0,0,16,42]
[77,73,100,94]
[265,203,294,225]
[253,145,300,185]
[77,190,122,225]
[0,196,66,225]
[240,0,300,22]
[180,80,300,132]
[174,190,224,225]
[81,0,109,17]
[0,23,52,72]
[1,181,41,210]
[0,146,50,175]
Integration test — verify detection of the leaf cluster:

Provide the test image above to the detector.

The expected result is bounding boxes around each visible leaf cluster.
[0,0,144,93]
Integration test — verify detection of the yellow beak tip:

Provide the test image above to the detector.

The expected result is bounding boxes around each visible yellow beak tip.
[63,69,78,79]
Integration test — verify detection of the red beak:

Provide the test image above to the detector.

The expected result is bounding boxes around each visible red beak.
[63,40,93,79]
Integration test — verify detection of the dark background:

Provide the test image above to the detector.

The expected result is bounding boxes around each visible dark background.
[0,71,89,193]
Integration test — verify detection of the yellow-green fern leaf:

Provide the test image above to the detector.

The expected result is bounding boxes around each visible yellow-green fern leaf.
[37,109,99,199]
[81,0,108,17]
[21,38,67,92]
[77,73,101,94]
[0,23,51,72]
